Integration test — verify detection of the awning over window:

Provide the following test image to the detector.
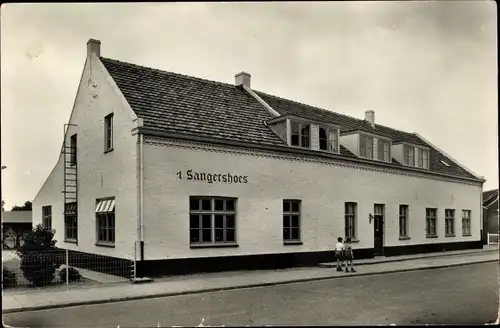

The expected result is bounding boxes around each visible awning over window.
[65,202,77,215]
[96,199,115,214]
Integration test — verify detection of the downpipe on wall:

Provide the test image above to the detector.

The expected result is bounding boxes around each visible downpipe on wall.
[139,133,145,262]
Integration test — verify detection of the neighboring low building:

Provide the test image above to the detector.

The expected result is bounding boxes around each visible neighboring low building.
[482,189,499,244]
[2,211,33,249]
[32,39,485,277]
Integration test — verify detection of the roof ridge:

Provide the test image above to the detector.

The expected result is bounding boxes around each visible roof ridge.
[254,89,419,138]
[100,57,237,89]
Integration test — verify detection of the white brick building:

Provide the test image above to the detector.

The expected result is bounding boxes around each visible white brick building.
[32,39,485,277]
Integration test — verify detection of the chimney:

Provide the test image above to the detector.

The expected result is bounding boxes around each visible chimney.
[87,39,101,57]
[235,72,251,88]
[365,110,375,128]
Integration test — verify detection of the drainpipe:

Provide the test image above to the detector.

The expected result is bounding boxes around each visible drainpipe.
[139,133,145,261]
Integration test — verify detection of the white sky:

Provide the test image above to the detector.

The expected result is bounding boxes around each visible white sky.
[1,2,497,209]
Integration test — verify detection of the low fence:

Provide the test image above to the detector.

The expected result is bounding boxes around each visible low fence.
[487,233,499,245]
[2,248,136,290]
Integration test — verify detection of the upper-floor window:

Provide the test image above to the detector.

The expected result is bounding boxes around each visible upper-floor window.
[319,127,338,153]
[42,205,52,230]
[417,148,429,169]
[377,139,391,162]
[290,121,310,148]
[70,134,77,165]
[404,145,414,166]
[359,135,374,159]
[105,113,114,152]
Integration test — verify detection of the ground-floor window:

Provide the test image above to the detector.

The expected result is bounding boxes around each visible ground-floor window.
[96,198,116,245]
[399,205,409,237]
[283,199,301,243]
[426,208,437,237]
[462,210,471,236]
[345,202,357,239]
[189,197,237,245]
[445,209,455,236]
[64,202,78,241]
[42,205,52,230]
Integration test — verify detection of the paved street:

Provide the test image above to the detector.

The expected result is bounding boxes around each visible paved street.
[3,262,498,327]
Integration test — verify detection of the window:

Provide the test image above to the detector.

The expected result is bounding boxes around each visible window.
[399,205,409,237]
[105,113,113,152]
[283,200,301,243]
[42,206,52,230]
[417,148,429,169]
[345,202,357,239]
[290,121,310,148]
[189,197,236,245]
[404,145,414,166]
[359,135,374,159]
[96,198,116,245]
[70,134,77,164]
[64,202,78,241]
[377,139,391,162]
[319,127,339,153]
[445,209,455,236]
[426,208,437,237]
[462,210,471,236]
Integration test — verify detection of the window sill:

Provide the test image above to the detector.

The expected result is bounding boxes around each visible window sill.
[95,242,115,248]
[284,241,303,246]
[426,235,438,239]
[462,234,472,237]
[190,243,239,249]
[64,239,77,244]
[104,148,114,154]
[445,234,456,238]
[399,236,411,240]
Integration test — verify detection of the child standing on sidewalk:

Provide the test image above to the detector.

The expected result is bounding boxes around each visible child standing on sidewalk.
[335,237,345,272]
[344,237,356,273]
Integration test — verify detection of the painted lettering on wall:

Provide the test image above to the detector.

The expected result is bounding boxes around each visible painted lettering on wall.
[176,170,248,184]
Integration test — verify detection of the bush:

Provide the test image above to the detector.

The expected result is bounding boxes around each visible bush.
[59,267,82,282]
[2,267,18,289]
[16,224,63,287]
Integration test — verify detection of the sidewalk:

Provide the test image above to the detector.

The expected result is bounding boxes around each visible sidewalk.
[2,247,498,314]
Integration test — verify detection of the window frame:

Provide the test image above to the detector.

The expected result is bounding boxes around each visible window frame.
[290,121,311,149]
[104,113,114,153]
[445,209,455,237]
[377,139,391,163]
[359,135,374,159]
[96,197,116,247]
[64,202,78,243]
[345,202,357,240]
[189,196,238,247]
[425,208,437,238]
[42,205,52,230]
[462,210,471,236]
[399,205,409,238]
[417,148,430,169]
[319,126,339,153]
[404,145,415,166]
[283,199,302,244]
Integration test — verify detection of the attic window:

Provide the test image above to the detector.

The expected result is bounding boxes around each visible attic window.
[290,121,310,149]
[441,160,450,167]
[319,127,339,153]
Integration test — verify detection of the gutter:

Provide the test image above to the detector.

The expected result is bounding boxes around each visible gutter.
[136,127,483,185]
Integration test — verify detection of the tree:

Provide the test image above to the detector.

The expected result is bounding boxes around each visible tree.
[16,224,62,287]
[11,201,32,211]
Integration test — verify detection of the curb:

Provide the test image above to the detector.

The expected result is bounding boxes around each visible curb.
[3,258,497,314]
[318,248,498,268]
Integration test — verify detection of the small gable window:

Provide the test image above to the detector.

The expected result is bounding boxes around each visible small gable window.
[404,145,414,166]
[359,135,374,159]
[377,139,391,162]
[417,148,429,169]
[319,127,339,153]
[290,121,310,149]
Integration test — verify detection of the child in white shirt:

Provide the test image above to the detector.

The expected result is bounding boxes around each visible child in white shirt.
[335,237,345,272]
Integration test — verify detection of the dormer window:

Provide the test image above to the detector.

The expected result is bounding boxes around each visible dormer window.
[291,121,310,148]
[319,127,339,153]
[377,139,391,162]
[359,135,374,159]
[404,145,414,166]
[417,148,429,169]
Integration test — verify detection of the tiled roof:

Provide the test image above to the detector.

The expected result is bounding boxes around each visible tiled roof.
[483,189,499,206]
[100,57,479,181]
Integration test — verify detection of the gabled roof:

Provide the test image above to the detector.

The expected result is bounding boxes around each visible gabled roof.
[483,189,499,207]
[100,57,479,182]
